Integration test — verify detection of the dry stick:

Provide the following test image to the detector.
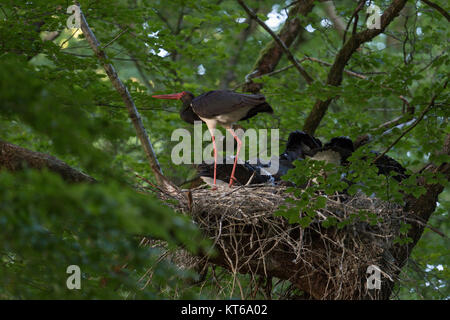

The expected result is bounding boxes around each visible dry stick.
[237,0,314,85]
[77,5,174,190]
[373,80,448,163]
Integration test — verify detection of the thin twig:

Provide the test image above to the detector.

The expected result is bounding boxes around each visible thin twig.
[102,27,129,49]
[373,80,448,163]
[421,0,450,22]
[60,29,78,48]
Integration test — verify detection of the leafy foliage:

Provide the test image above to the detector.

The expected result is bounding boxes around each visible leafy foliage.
[0,0,448,299]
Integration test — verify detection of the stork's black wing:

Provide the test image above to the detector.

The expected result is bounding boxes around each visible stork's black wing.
[191,90,270,118]
[196,159,271,185]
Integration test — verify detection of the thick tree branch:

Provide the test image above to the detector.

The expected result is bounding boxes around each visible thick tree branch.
[0,140,95,183]
[77,5,174,190]
[303,0,408,135]
[378,133,450,299]
[240,0,315,93]
[237,0,313,86]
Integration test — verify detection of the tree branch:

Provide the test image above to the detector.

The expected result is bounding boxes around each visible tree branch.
[237,0,313,86]
[303,0,408,135]
[77,4,174,190]
[240,0,315,93]
[379,132,450,299]
[373,80,448,163]
[0,140,96,183]
[421,0,450,22]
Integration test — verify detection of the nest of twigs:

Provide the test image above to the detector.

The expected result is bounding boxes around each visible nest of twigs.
[145,184,405,300]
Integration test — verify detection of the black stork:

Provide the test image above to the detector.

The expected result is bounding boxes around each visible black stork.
[152,90,273,188]
[307,136,355,165]
[275,130,323,179]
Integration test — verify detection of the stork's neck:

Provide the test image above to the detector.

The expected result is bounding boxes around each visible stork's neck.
[179,99,200,124]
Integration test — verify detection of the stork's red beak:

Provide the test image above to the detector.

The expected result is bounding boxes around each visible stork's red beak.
[152,92,184,100]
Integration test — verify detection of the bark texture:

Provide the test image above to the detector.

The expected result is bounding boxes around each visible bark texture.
[242,0,316,93]
[0,140,95,183]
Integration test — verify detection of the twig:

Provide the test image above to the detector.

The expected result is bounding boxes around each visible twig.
[421,0,450,22]
[342,0,365,45]
[60,29,78,48]
[237,0,314,85]
[154,10,174,33]
[102,27,129,49]
[373,80,448,163]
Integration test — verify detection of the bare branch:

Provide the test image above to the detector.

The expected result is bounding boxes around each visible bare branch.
[77,4,175,190]
[237,0,313,86]
[239,0,315,93]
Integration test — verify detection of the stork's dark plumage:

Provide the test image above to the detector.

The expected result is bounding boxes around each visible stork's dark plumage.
[275,131,322,179]
[307,136,355,165]
[152,90,273,188]
[194,131,408,187]
[196,157,272,186]
[197,131,320,185]
[372,152,408,182]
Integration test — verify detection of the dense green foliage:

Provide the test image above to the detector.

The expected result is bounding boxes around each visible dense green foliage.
[0,0,448,299]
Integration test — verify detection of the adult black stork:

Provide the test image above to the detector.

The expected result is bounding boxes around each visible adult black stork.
[152,90,273,188]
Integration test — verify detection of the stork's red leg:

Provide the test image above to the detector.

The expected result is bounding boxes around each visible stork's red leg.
[227,128,242,187]
[211,134,217,190]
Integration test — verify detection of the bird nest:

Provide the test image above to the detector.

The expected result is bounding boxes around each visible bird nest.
[145,184,405,299]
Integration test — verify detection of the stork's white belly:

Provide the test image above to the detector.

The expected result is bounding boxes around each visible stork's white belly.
[200,105,253,128]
